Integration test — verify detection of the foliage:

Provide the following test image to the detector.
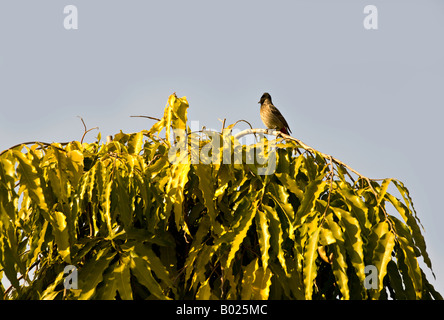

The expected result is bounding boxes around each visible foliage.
[0,93,441,300]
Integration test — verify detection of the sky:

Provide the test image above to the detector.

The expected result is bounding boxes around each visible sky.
[0,0,443,296]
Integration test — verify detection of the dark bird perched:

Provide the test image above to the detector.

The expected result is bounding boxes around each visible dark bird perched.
[258,93,292,135]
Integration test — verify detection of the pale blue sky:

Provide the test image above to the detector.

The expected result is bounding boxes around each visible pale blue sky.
[1,0,443,296]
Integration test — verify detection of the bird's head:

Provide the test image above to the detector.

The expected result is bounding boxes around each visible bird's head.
[259,92,272,105]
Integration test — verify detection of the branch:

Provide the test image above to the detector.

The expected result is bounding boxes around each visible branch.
[3,259,40,299]
[236,128,401,246]
[78,116,99,144]
[233,128,386,182]
[0,141,69,157]
[231,119,254,131]
[219,118,226,132]
[130,115,161,121]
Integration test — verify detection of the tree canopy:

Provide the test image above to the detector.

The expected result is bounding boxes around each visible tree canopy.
[0,93,441,300]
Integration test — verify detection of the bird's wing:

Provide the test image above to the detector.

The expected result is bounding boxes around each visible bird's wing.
[270,104,291,132]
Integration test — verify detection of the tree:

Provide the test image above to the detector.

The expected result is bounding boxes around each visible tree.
[0,93,441,300]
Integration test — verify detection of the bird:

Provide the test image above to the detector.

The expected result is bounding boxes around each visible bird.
[258,93,292,135]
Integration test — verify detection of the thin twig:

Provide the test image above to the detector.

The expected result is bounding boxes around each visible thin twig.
[231,119,254,131]
[130,115,161,121]
[3,259,40,299]
[321,155,334,220]
[219,118,226,133]
[78,116,98,144]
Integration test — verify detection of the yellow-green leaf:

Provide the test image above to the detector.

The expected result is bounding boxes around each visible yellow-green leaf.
[294,179,326,228]
[51,211,71,264]
[225,200,257,269]
[78,247,117,300]
[302,215,321,300]
[334,207,366,285]
[13,149,49,213]
[255,208,271,270]
[369,221,395,298]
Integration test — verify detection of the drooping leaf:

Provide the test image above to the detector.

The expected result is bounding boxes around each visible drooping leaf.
[13,149,49,213]
[130,254,171,300]
[263,204,287,275]
[333,207,366,290]
[325,214,349,299]
[386,192,433,276]
[294,178,326,228]
[50,211,71,264]
[78,247,117,300]
[255,208,271,270]
[368,221,395,298]
[224,198,257,270]
[302,214,321,300]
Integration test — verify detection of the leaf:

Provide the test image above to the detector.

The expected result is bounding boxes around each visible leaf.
[46,147,69,202]
[393,179,422,228]
[293,178,326,228]
[338,181,371,233]
[132,242,174,290]
[27,220,49,267]
[94,267,118,300]
[263,204,287,274]
[377,178,392,206]
[255,208,271,270]
[369,221,395,297]
[325,214,349,299]
[194,164,217,226]
[50,211,71,264]
[115,173,132,228]
[41,269,66,300]
[196,278,212,300]
[275,172,304,200]
[114,257,133,300]
[0,230,20,292]
[128,131,144,155]
[130,255,171,300]
[331,241,349,299]
[302,215,321,300]
[386,260,406,300]
[224,199,257,270]
[66,149,84,187]
[94,258,133,300]
[78,247,117,300]
[191,244,220,292]
[267,183,295,236]
[386,192,433,276]
[252,271,272,300]
[396,230,423,299]
[103,178,114,237]
[250,263,272,300]
[185,215,211,283]
[147,93,189,144]
[164,163,191,233]
[13,149,49,213]
[241,258,258,299]
[334,207,366,286]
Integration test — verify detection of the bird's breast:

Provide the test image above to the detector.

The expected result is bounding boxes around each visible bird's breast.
[260,104,280,129]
